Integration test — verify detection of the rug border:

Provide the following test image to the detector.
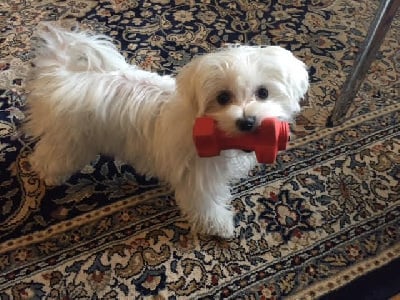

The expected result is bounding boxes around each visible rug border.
[0,185,173,254]
[288,242,400,300]
[289,103,400,149]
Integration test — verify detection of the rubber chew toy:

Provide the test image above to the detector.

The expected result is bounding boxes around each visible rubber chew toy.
[193,117,290,164]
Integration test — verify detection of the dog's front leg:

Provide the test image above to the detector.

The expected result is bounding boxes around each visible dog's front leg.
[174,168,235,238]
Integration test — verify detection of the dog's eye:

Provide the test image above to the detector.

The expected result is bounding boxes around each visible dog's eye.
[256,86,269,100]
[217,91,232,105]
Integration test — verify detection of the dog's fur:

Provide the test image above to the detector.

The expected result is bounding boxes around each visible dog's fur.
[24,25,309,237]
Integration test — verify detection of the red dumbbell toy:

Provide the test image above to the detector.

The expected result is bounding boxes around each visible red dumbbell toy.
[193,117,290,164]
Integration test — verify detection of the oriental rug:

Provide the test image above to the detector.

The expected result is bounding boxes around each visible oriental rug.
[0,0,399,299]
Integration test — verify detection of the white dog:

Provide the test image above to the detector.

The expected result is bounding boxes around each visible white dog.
[24,25,309,238]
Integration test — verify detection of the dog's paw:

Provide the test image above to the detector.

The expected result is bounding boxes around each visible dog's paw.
[208,218,235,239]
[30,164,65,186]
[191,206,235,239]
[29,154,69,186]
[43,175,67,186]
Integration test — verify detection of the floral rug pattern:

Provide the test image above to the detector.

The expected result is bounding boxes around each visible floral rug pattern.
[0,0,399,298]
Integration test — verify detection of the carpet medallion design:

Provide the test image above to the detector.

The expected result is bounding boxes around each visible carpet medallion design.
[0,0,399,299]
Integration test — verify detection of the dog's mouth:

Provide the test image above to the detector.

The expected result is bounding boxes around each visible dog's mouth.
[242,150,253,153]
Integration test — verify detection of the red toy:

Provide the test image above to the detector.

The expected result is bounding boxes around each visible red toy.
[193,117,289,164]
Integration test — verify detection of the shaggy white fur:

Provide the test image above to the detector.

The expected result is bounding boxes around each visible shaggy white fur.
[24,24,309,237]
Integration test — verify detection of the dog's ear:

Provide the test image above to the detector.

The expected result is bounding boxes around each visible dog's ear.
[176,56,203,115]
[271,46,309,104]
[259,46,309,111]
[284,50,309,105]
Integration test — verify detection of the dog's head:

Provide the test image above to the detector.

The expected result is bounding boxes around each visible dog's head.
[176,46,309,135]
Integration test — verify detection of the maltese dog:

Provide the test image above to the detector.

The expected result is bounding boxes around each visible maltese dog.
[24,25,309,238]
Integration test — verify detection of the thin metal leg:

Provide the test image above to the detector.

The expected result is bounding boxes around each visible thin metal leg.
[327,0,400,127]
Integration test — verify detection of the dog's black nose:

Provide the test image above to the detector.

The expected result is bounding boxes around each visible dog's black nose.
[236,116,256,131]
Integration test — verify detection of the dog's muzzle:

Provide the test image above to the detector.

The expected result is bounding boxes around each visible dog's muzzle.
[236,116,256,132]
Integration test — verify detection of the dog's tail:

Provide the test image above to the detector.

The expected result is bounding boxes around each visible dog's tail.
[30,23,130,73]
[24,24,175,141]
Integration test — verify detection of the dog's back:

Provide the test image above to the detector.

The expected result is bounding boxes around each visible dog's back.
[23,24,175,185]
